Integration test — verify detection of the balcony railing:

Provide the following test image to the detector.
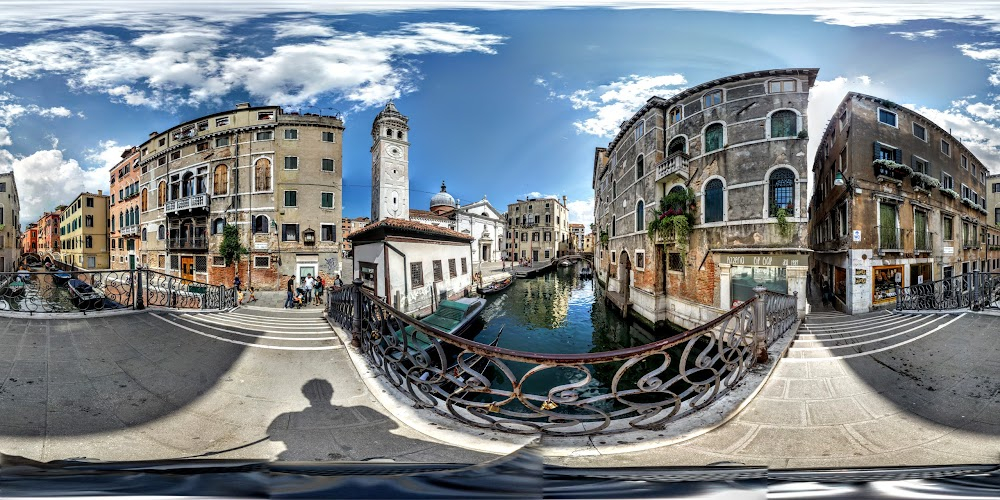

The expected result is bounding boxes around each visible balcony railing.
[878,225,901,252]
[914,229,932,253]
[167,237,207,250]
[164,193,208,214]
[655,152,690,182]
[120,226,139,237]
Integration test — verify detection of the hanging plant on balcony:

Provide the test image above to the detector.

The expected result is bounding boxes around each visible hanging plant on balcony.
[940,188,959,199]
[912,172,940,189]
[872,158,913,177]
[599,231,609,247]
[219,223,248,266]
[962,197,977,208]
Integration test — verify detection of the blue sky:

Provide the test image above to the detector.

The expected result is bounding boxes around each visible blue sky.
[1,2,1000,225]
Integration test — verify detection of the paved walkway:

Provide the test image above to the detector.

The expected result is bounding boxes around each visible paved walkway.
[555,309,1000,468]
[0,308,495,463]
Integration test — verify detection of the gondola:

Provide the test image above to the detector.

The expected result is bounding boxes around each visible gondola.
[477,276,514,295]
[66,279,105,310]
[52,272,73,286]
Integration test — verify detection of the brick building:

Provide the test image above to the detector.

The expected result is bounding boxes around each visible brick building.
[36,210,62,261]
[60,191,110,270]
[341,216,370,255]
[810,92,992,313]
[21,223,37,256]
[505,196,571,263]
[109,146,142,270]
[593,68,816,328]
[136,103,344,289]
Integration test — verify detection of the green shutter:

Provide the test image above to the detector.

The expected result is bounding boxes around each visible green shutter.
[873,141,880,160]
[894,148,902,164]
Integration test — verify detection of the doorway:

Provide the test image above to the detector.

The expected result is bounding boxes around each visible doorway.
[181,256,194,281]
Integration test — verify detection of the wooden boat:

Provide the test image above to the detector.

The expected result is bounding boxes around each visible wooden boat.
[478,276,513,295]
[66,279,105,310]
[52,272,73,286]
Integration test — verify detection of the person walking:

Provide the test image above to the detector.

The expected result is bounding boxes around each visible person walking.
[333,274,344,289]
[284,275,295,308]
[313,276,324,306]
[234,276,241,291]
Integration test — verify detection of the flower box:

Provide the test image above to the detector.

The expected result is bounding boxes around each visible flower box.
[872,159,911,180]
[940,188,959,199]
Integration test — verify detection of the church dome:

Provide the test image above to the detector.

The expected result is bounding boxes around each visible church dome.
[430,181,457,215]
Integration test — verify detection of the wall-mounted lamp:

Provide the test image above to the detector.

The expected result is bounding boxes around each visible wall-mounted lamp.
[834,170,846,186]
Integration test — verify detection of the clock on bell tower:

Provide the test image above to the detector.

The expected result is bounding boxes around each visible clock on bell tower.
[371,101,410,222]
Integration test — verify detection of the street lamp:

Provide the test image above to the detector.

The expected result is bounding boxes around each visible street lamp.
[834,170,845,186]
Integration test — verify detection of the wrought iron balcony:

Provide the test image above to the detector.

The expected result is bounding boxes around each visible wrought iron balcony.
[914,229,932,253]
[164,193,208,214]
[655,151,690,182]
[120,226,139,237]
[168,237,207,250]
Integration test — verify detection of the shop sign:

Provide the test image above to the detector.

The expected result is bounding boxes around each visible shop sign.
[723,254,806,267]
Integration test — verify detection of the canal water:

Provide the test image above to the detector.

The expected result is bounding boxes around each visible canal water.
[467,263,688,412]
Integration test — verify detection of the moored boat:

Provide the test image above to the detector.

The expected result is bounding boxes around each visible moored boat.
[559,260,573,267]
[3,280,27,297]
[579,267,593,279]
[52,272,73,286]
[478,276,513,295]
[66,279,105,310]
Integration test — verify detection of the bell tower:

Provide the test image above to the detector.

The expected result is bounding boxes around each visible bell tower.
[371,101,410,222]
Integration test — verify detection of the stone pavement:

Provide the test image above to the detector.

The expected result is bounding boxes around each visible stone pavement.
[0,307,495,464]
[554,309,1000,468]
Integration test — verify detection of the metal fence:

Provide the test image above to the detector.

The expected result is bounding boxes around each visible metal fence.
[896,271,1000,311]
[0,267,236,314]
[328,281,799,436]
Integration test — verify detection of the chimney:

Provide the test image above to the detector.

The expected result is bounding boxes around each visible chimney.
[235,102,251,109]
[98,190,103,196]
[562,195,567,207]
[148,131,158,138]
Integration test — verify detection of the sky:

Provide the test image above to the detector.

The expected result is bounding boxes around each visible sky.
[1,1,1000,229]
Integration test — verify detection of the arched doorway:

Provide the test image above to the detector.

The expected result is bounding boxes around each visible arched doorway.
[619,249,632,293]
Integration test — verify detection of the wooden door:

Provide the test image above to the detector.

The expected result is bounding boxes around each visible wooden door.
[181,256,194,281]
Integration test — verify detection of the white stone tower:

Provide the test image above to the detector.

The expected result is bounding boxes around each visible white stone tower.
[371,101,410,222]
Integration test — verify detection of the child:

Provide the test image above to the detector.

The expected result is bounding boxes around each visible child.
[294,287,306,308]
[247,286,257,303]
[236,288,245,304]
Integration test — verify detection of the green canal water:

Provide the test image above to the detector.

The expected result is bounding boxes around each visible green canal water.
[468,264,688,406]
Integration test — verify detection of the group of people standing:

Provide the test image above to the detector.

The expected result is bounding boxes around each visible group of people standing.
[284,273,343,309]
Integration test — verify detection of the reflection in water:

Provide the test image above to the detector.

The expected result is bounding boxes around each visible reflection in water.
[471,265,685,406]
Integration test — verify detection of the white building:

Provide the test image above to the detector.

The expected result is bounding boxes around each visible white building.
[411,182,507,267]
[0,172,19,271]
[347,218,475,316]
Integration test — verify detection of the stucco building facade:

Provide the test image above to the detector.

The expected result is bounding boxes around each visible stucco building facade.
[411,183,507,267]
[37,210,61,260]
[60,191,110,270]
[109,146,142,270]
[593,68,816,329]
[505,196,571,263]
[21,223,37,256]
[0,172,19,271]
[811,92,992,313]
[136,103,344,289]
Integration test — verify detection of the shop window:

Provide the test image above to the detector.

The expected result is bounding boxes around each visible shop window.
[730,266,787,306]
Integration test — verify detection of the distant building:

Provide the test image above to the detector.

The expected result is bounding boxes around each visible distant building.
[109,146,142,270]
[36,210,62,261]
[593,68,817,328]
[21,223,37,256]
[347,218,474,316]
[988,173,1000,226]
[60,191,110,269]
[371,101,410,222]
[341,216,371,255]
[411,182,507,266]
[505,196,571,262]
[811,92,991,313]
[569,223,585,253]
[136,103,344,289]
[583,232,595,254]
[0,172,20,271]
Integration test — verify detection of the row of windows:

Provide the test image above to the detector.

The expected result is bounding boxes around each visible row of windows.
[137,219,338,243]
[145,126,336,167]
[877,107,987,185]
[281,191,335,209]
[409,258,468,287]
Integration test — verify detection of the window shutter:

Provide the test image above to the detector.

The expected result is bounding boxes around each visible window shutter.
[894,148,902,164]
[873,141,880,160]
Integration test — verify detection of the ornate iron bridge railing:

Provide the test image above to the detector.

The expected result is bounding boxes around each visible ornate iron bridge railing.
[0,267,235,314]
[896,272,1000,311]
[328,282,799,436]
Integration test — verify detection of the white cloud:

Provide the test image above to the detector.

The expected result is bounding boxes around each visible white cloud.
[543,74,687,137]
[0,102,76,126]
[967,102,1000,120]
[0,22,504,109]
[523,191,561,200]
[85,140,130,170]
[957,42,1000,86]
[0,128,10,147]
[274,21,337,39]
[890,29,945,40]
[906,103,1000,172]
[0,147,107,224]
[566,198,595,227]
[807,75,882,163]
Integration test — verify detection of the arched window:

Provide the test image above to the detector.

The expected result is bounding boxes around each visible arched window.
[141,228,147,241]
[141,189,147,211]
[212,217,224,235]
[770,110,798,138]
[213,164,228,195]
[635,155,644,180]
[668,136,686,155]
[769,168,796,217]
[635,200,645,231]
[134,206,139,225]
[254,158,271,192]
[253,214,269,234]
[157,181,167,206]
[119,212,124,229]
[669,106,682,125]
[705,179,724,223]
[704,123,724,153]
[397,131,403,139]
[182,172,194,197]
[157,224,165,240]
